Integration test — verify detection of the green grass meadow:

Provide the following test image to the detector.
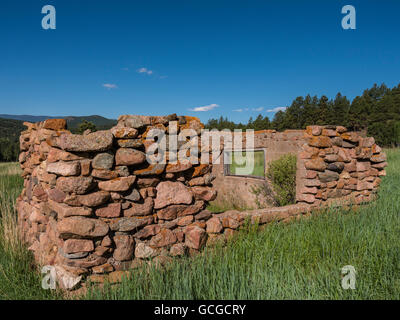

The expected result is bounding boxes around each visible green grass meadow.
[228,150,265,178]
[1,150,400,299]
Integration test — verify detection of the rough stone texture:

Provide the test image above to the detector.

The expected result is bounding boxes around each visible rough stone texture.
[17,118,386,290]
[56,176,94,195]
[63,239,94,254]
[55,131,114,152]
[77,191,110,207]
[113,234,135,261]
[115,148,146,166]
[95,203,121,218]
[98,177,136,192]
[58,217,109,239]
[46,161,81,176]
[154,181,193,209]
[92,153,114,170]
[185,226,207,250]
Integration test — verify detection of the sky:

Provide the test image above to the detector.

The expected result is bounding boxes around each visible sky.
[0,0,399,123]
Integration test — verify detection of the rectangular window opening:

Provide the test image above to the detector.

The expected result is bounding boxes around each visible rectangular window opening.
[223,149,266,179]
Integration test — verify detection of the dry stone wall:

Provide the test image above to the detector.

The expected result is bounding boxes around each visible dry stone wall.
[17,115,220,287]
[297,125,387,206]
[16,117,387,288]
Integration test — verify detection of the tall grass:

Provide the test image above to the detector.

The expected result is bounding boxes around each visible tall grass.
[0,163,60,300]
[1,149,400,300]
[85,149,400,300]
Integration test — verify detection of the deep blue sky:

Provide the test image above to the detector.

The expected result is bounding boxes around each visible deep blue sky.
[0,0,399,123]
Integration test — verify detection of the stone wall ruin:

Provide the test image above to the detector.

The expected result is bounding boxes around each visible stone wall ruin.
[16,116,387,288]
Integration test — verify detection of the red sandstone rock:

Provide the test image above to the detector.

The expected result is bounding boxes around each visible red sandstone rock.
[304,179,321,187]
[46,161,80,176]
[98,176,136,192]
[43,119,67,131]
[113,234,135,261]
[56,131,114,152]
[91,169,119,180]
[80,159,91,176]
[149,229,177,248]
[185,226,207,250]
[110,216,153,232]
[136,177,160,188]
[124,197,154,216]
[306,126,322,136]
[48,199,92,218]
[305,170,318,179]
[134,225,161,239]
[299,186,318,194]
[190,186,217,201]
[359,137,375,148]
[321,129,338,137]
[133,163,166,176]
[356,161,371,172]
[305,158,326,172]
[341,132,360,143]
[170,243,186,256]
[58,217,109,239]
[206,217,223,234]
[177,215,194,226]
[95,203,121,218]
[47,148,83,163]
[56,176,94,195]
[297,194,316,204]
[372,162,388,169]
[188,176,206,186]
[165,162,192,173]
[92,153,114,170]
[111,126,139,139]
[190,164,211,178]
[372,144,382,154]
[324,154,339,163]
[221,217,239,229]
[308,136,332,148]
[370,153,387,163]
[115,148,146,166]
[77,191,110,207]
[154,181,193,209]
[32,185,48,201]
[63,239,94,254]
[135,242,156,259]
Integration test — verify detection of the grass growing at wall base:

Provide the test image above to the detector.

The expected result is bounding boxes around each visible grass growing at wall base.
[0,150,400,299]
[0,163,61,300]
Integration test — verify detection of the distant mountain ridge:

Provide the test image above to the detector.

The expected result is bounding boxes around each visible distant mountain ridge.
[0,114,117,130]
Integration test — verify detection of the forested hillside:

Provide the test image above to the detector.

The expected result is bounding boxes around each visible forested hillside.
[205,83,400,147]
[0,115,117,162]
[0,118,25,162]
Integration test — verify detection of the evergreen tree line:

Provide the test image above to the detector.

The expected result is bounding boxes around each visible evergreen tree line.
[0,138,20,162]
[204,83,400,147]
[0,119,99,162]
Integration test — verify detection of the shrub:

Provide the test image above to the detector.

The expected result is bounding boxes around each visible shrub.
[266,154,297,206]
[77,120,97,134]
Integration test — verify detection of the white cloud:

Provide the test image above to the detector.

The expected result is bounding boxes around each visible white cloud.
[266,107,287,113]
[137,67,153,75]
[252,107,264,112]
[190,103,219,112]
[233,108,249,112]
[102,83,118,89]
